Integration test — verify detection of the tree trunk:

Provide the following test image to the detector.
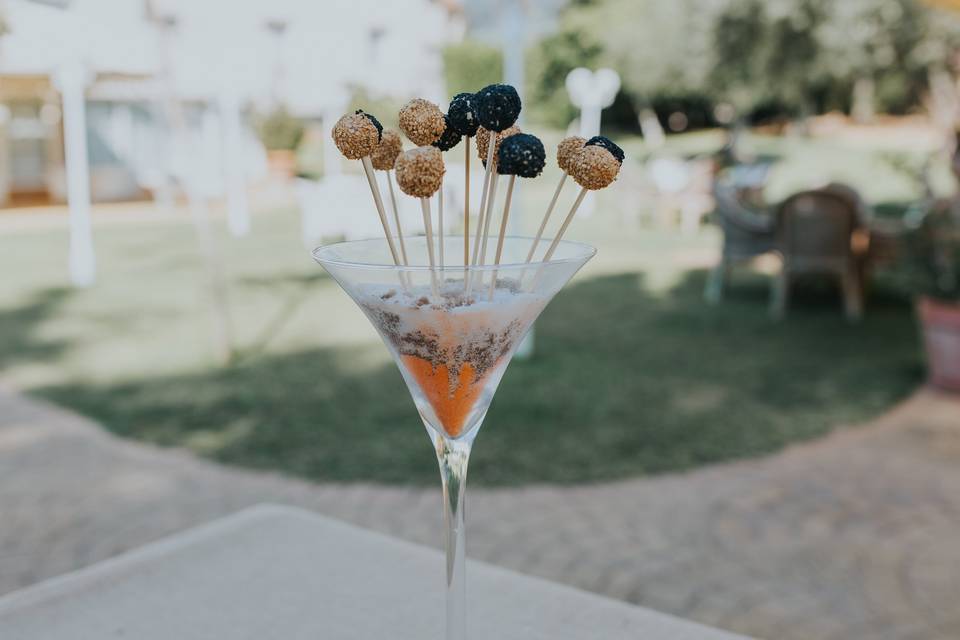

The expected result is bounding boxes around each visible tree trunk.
[638,107,665,148]
[852,75,876,125]
[927,66,959,136]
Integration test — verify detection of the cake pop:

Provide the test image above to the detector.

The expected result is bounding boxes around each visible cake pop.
[395,147,446,295]
[331,110,401,270]
[399,98,446,147]
[537,143,622,272]
[584,135,625,165]
[446,93,479,267]
[433,115,462,152]
[475,84,521,133]
[475,125,521,167]
[525,136,586,263]
[371,129,403,171]
[496,133,545,178]
[487,134,546,298]
[570,145,621,191]
[430,116,460,269]
[556,136,587,173]
[332,110,382,159]
[395,147,445,198]
[370,129,408,266]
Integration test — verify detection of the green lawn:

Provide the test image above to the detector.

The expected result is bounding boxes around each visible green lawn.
[0,129,931,486]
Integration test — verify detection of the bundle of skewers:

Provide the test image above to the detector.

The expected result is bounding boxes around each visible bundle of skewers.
[330,84,623,299]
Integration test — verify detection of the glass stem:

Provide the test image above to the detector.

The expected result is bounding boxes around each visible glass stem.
[436,435,472,640]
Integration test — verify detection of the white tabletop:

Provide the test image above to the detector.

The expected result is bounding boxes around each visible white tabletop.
[0,504,752,639]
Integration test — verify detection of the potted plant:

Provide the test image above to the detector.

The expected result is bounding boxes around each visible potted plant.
[911,205,960,391]
[256,106,305,180]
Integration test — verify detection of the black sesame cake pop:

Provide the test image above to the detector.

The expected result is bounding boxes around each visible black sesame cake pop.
[476,84,521,133]
[447,93,479,137]
[433,115,462,152]
[585,135,624,165]
[497,133,545,178]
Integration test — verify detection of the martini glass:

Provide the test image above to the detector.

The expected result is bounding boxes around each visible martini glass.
[313,235,595,639]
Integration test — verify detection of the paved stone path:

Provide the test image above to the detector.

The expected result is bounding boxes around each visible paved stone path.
[2,384,959,640]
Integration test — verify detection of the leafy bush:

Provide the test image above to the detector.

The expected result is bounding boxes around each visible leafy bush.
[442,40,503,98]
[905,207,960,302]
[526,28,603,128]
[256,106,305,152]
[346,87,405,129]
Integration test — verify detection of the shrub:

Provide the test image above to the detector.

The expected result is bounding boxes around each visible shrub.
[442,40,503,98]
[256,106,305,152]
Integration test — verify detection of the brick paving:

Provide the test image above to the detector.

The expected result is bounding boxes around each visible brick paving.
[1,384,958,639]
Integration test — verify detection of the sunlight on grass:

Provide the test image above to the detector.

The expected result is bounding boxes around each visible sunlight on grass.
[0,130,929,486]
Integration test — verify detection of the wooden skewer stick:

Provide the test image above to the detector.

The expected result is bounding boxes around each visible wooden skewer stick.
[471,139,496,267]
[478,171,500,266]
[466,168,500,297]
[420,197,439,298]
[360,156,403,276]
[438,186,444,269]
[463,136,470,269]
[385,170,408,265]
[488,174,516,299]
[526,172,567,263]
[531,186,588,291]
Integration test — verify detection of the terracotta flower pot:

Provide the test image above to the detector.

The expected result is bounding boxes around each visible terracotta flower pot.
[918,296,960,392]
[267,149,297,181]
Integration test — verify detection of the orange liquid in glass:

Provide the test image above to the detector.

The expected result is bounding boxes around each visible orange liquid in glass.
[402,355,490,438]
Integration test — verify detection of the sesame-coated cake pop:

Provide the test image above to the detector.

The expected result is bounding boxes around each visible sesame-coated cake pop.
[358,110,383,138]
[476,84,521,133]
[475,125,521,167]
[570,145,620,190]
[332,111,382,160]
[557,136,586,174]
[398,98,446,147]
[447,92,479,137]
[497,133,545,178]
[433,115,462,152]
[371,129,403,171]
[585,135,625,165]
[395,147,445,198]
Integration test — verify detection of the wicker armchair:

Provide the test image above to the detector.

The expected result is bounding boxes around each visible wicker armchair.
[704,181,776,303]
[770,190,864,321]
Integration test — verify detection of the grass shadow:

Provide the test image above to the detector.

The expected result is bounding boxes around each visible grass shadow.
[0,288,73,371]
[35,270,921,486]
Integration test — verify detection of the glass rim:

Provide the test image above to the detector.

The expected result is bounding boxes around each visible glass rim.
[312,235,597,272]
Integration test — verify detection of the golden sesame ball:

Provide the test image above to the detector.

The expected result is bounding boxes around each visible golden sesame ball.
[395,146,445,198]
[331,112,380,160]
[557,136,586,174]
[475,125,521,167]
[570,145,620,190]
[371,129,403,171]
[398,98,446,146]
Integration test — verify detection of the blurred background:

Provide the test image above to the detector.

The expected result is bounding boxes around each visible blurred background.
[2,1,960,639]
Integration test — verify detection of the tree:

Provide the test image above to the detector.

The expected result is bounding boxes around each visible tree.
[442,40,503,98]
[526,28,603,128]
[527,0,724,129]
[710,0,772,115]
[764,0,829,116]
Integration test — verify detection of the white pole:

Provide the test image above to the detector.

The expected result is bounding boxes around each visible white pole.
[219,91,250,236]
[55,61,96,288]
[579,104,602,140]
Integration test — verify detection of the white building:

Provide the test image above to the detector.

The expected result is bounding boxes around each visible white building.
[0,0,465,206]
